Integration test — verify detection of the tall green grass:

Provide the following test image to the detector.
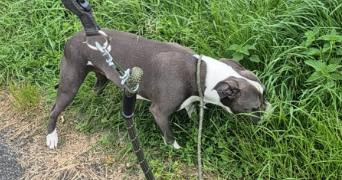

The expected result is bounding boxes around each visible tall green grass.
[1,0,342,179]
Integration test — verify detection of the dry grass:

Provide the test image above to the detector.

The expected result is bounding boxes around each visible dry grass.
[0,89,144,180]
[0,87,216,180]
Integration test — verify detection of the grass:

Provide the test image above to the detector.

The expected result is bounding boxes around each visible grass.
[9,82,41,111]
[1,0,342,179]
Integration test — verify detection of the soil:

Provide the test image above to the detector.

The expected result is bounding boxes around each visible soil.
[0,88,214,180]
[0,89,143,180]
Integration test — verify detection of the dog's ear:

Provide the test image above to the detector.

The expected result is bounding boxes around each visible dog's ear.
[213,80,240,100]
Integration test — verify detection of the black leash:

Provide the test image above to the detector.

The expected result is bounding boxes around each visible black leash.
[59,0,154,179]
[60,0,100,36]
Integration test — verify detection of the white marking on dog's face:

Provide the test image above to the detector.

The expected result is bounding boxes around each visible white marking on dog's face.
[46,129,58,149]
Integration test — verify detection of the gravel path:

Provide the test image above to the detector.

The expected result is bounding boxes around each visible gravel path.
[0,130,24,180]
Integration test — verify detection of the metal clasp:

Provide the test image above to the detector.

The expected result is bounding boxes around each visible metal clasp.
[95,42,113,66]
[83,30,111,50]
[120,69,130,85]
[89,31,139,94]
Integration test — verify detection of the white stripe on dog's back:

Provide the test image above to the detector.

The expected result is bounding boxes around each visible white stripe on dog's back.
[193,55,263,103]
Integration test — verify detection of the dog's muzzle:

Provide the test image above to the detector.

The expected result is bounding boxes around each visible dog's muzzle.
[255,101,273,124]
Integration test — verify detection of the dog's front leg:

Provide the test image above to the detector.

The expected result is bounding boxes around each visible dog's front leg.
[149,103,181,149]
[47,57,89,149]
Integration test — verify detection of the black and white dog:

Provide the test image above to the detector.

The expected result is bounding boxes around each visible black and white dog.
[47,29,271,149]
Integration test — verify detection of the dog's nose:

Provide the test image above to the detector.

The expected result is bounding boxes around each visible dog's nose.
[265,101,272,112]
[258,101,273,124]
[252,116,262,124]
[250,110,263,124]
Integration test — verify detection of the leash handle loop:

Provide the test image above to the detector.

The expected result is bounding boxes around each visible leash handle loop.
[77,0,91,12]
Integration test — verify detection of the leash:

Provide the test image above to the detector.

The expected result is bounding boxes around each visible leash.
[60,0,100,36]
[59,0,154,179]
[197,55,205,180]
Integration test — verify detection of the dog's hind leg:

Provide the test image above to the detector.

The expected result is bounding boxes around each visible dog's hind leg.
[93,72,109,95]
[149,103,181,149]
[47,57,89,149]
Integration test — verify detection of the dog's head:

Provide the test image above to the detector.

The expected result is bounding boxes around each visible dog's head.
[213,58,271,123]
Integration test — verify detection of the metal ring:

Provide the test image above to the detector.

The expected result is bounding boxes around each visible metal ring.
[122,112,134,119]
[83,30,111,50]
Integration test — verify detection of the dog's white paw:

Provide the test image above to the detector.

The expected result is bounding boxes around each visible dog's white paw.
[46,129,58,149]
[162,137,182,149]
[173,140,181,149]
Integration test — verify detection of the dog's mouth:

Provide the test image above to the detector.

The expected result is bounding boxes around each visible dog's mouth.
[223,101,273,124]
[237,101,273,124]
[252,101,273,124]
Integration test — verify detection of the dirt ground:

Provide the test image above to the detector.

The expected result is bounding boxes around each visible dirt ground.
[0,87,216,180]
[0,89,144,180]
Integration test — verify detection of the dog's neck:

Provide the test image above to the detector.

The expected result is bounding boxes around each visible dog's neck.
[191,55,231,112]
[192,54,263,112]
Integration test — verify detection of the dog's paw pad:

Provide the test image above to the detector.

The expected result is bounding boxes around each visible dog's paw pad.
[46,129,58,149]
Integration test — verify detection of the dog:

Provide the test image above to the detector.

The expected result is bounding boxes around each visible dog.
[46,29,271,149]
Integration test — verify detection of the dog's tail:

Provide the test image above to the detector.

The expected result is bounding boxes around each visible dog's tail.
[54,84,59,89]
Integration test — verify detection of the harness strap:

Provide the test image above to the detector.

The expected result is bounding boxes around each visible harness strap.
[60,0,100,36]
